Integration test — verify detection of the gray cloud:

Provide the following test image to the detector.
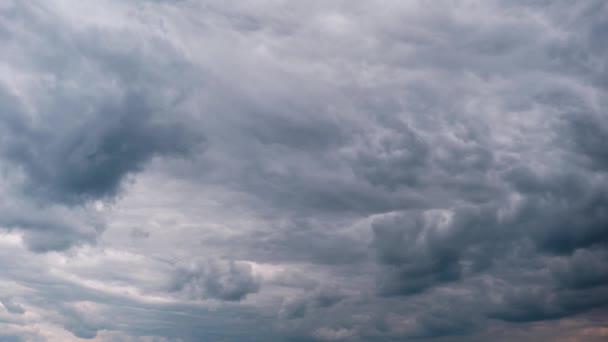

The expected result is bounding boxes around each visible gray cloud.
[169,259,260,302]
[0,0,606,341]
[279,285,346,320]
[551,247,608,290]
[0,0,205,252]
[3,93,205,204]
[0,297,25,315]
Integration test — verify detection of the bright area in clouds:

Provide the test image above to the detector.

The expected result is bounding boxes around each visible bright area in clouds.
[0,0,607,341]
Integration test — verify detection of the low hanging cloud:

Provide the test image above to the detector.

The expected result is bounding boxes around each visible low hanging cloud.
[2,93,205,204]
[0,0,606,341]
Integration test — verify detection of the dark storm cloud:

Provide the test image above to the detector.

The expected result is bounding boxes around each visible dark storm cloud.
[567,113,608,171]
[371,212,463,296]
[2,92,205,204]
[502,165,608,255]
[144,0,608,338]
[370,203,510,297]
[0,0,205,252]
[487,285,608,323]
[0,1,206,206]
[0,0,607,341]
[406,306,478,339]
[551,247,608,290]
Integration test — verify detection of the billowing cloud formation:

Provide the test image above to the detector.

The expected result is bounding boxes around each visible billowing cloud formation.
[2,93,204,204]
[170,259,260,301]
[0,0,607,341]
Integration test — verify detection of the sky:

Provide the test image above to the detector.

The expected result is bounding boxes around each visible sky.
[0,0,606,341]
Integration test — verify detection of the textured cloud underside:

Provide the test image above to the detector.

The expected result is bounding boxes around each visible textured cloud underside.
[0,0,606,341]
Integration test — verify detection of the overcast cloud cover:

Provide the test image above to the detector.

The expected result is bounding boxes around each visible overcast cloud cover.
[0,0,606,341]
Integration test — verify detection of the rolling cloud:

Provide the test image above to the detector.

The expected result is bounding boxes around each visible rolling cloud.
[0,0,606,341]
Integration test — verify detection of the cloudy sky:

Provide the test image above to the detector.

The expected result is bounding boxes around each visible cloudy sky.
[0,0,606,341]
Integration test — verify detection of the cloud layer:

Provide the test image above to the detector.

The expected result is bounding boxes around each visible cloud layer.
[0,0,606,341]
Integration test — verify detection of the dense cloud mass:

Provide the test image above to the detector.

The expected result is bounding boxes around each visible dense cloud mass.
[0,0,606,341]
